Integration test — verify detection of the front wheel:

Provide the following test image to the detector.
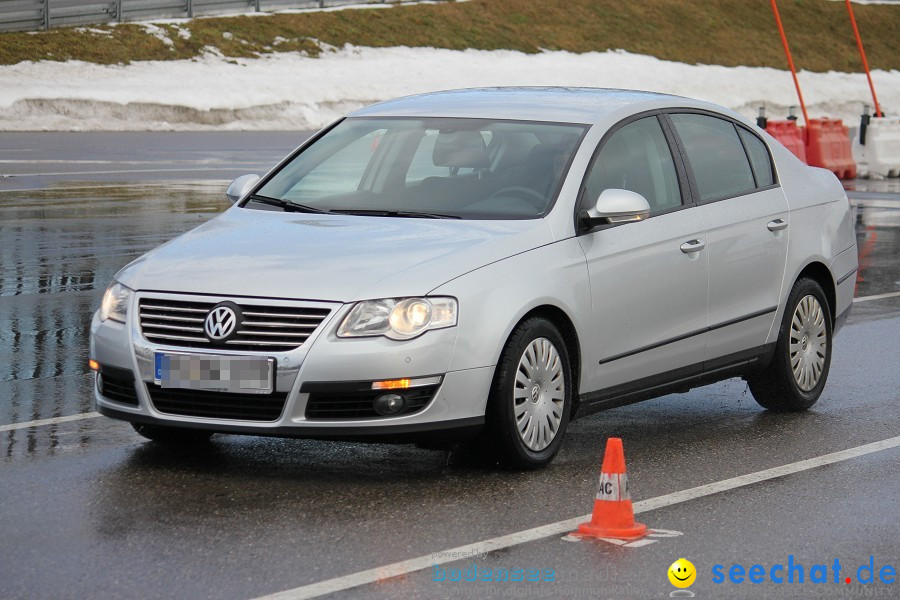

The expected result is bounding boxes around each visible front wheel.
[748,278,832,411]
[479,317,574,469]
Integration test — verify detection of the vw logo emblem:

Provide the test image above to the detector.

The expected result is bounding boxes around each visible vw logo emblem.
[205,306,237,341]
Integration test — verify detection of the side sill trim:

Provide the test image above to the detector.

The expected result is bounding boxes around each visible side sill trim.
[836,267,858,286]
[578,343,776,418]
[598,306,777,365]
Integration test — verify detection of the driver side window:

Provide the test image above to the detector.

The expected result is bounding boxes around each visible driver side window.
[583,116,682,214]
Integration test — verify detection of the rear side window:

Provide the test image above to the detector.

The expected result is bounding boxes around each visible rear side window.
[670,114,756,202]
[737,127,775,187]
[583,116,682,213]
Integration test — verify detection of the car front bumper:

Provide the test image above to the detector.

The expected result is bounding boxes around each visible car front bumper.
[89,294,492,442]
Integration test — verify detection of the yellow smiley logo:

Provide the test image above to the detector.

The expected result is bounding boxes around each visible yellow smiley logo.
[668,558,696,588]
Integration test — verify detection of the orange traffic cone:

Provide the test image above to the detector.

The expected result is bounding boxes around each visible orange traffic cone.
[576,437,647,540]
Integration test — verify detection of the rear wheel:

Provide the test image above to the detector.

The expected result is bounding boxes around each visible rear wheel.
[131,423,214,444]
[748,278,832,411]
[478,317,573,469]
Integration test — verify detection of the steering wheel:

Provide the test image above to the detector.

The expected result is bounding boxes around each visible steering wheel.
[488,186,546,210]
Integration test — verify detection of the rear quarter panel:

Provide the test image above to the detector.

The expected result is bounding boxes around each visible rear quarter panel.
[765,139,857,342]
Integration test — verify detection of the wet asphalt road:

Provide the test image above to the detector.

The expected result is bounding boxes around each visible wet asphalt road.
[1,133,899,600]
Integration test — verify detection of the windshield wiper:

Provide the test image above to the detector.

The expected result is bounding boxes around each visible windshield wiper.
[330,209,460,220]
[247,194,332,214]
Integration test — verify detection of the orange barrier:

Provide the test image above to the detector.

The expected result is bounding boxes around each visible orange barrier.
[805,118,857,179]
[575,437,647,540]
[770,0,810,127]
[765,120,808,163]
[845,0,882,118]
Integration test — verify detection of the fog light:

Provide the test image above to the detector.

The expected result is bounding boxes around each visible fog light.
[96,373,104,394]
[373,393,405,416]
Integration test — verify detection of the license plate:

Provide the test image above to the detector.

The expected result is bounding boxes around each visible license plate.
[155,353,274,394]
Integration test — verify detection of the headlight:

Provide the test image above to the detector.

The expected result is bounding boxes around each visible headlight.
[337,297,457,340]
[99,282,132,323]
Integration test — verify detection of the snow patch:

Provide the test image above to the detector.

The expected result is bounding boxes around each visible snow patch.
[141,24,174,48]
[1,47,898,131]
[75,27,114,37]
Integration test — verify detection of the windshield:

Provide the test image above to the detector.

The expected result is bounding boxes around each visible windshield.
[251,117,588,219]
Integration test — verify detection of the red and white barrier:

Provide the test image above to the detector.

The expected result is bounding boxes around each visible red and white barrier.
[805,118,857,180]
[765,120,807,163]
[765,117,858,180]
[853,116,900,178]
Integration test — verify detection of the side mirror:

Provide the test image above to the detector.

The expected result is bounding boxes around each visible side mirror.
[579,188,651,227]
[226,174,260,204]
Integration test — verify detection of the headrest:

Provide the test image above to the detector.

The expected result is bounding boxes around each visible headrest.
[432,130,490,169]
[525,143,564,165]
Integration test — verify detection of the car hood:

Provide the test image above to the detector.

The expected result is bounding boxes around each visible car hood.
[116,207,554,302]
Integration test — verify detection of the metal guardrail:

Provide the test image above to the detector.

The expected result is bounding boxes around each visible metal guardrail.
[0,0,417,33]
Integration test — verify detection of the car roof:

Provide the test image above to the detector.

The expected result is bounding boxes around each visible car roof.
[349,87,730,125]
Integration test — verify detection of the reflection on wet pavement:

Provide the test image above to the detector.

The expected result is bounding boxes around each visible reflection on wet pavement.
[843,177,900,196]
[0,179,897,461]
[0,182,228,297]
[853,199,900,298]
[0,181,229,456]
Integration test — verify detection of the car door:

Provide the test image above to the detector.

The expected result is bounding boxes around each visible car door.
[667,113,789,366]
[577,115,709,397]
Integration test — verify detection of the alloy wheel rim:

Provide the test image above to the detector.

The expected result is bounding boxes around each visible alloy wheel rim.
[789,295,828,392]
[513,337,565,451]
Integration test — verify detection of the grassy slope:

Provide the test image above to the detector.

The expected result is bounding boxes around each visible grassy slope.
[0,0,898,72]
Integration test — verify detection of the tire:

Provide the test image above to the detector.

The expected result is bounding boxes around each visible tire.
[131,423,214,444]
[748,278,832,411]
[478,317,574,469]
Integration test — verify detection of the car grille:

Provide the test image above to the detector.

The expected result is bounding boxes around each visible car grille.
[305,385,438,420]
[139,297,331,352]
[146,383,288,421]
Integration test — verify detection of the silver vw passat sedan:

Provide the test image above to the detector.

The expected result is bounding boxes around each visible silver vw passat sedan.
[90,88,857,468]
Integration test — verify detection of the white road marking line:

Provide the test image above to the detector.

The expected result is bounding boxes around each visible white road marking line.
[588,537,659,548]
[854,290,900,303]
[2,167,264,177]
[0,160,234,165]
[253,435,900,600]
[0,182,231,193]
[0,412,101,432]
[563,528,682,547]
[597,537,629,546]
[647,529,683,538]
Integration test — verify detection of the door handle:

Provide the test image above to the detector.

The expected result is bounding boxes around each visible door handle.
[767,218,788,232]
[680,239,705,253]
